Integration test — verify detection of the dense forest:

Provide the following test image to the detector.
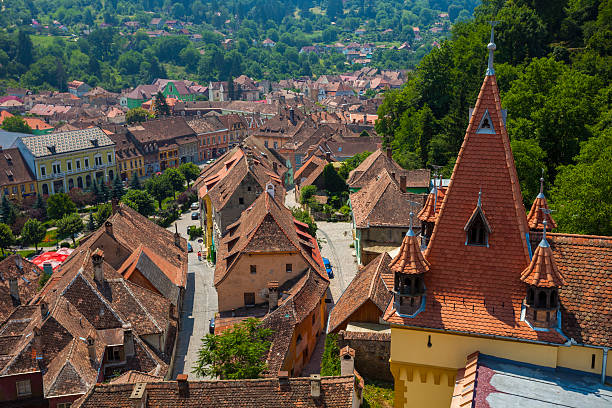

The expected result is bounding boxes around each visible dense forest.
[0,0,478,90]
[376,0,611,236]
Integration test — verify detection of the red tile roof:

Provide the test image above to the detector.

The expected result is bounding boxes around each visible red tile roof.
[521,232,565,288]
[347,149,429,190]
[384,74,566,344]
[388,226,430,276]
[417,187,446,223]
[328,253,393,333]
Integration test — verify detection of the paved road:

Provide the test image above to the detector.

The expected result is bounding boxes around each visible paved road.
[167,212,218,379]
[284,189,357,302]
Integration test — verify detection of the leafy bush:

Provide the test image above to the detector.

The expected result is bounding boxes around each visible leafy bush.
[300,185,317,204]
[188,226,203,241]
[321,333,341,376]
[291,207,317,237]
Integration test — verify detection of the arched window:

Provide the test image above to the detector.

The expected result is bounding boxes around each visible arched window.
[527,287,535,306]
[68,178,74,190]
[77,177,83,189]
[85,175,92,187]
[549,290,557,308]
[466,211,489,246]
[42,184,49,195]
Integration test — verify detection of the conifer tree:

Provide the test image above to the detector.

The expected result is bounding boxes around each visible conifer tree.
[112,175,125,199]
[153,91,171,117]
[1,195,16,225]
[130,173,142,190]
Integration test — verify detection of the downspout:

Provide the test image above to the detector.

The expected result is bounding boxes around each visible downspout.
[602,347,609,385]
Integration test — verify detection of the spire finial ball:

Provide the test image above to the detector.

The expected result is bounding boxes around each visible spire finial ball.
[487,42,496,51]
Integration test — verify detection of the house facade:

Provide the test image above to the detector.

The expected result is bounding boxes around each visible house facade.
[16,128,117,195]
[0,147,37,200]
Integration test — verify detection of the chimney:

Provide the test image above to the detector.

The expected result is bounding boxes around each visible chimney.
[123,325,135,358]
[174,224,181,248]
[9,278,19,302]
[92,248,104,283]
[325,152,331,162]
[33,327,43,361]
[272,161,278,173]
[177,374,189,398]
[268,281,279,312]
[111,197,119,214]
[105,221,113,236]
[289,108,295,125]
[129,382,148,408]
[15,255,23,270]
[43,263,53,276]
[340,346,355,376]
[390,172,395,181]
[386,148,392,159]
[278,371,289,387]
[310,374,321,398]
[86,335,96,361]
[266,181,275,198]
[400,175,406,191]
[40,301,48,319]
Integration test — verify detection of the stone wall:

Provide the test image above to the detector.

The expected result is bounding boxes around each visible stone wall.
[338,330,392,382]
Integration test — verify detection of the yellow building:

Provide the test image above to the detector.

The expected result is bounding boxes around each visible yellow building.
[0,147,37,200]
[383,37,611,407]
[16,127,117,195]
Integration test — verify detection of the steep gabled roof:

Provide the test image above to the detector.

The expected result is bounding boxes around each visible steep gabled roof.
[385,73,564,344]
[350,169,422,229]
[347,149,429,190]
[214,191,326,286]
[417,187,446,223]
[328,253,393,333]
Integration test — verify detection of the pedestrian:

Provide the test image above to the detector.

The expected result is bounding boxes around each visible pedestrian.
[197,251,201,261]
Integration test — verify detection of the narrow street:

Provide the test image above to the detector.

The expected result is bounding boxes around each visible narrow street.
[167,212,218,379]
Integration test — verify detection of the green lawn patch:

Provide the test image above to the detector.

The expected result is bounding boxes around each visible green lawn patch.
[363,380,394,408]
[40,229,57,247]
[17,250,36,259]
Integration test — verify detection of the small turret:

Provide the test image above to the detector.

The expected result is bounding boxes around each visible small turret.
[527,173,557,231]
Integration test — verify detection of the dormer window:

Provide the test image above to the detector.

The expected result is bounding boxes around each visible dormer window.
[464,191,491,247]
[476,110,495,134]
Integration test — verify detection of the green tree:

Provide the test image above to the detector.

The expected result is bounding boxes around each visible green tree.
[33,194,46,210]
[300,185,317,204]
[179,163,200,187]
[145,175,173,209]
[111,176,126,199]
[322,163,347,194]
[16,29,33,67]
[153,91,171,117]
[126,107,154,124]
[21,219,46,252]
[551,131,612,236]
[122,189,156,217]
[338,151,372,179]
[130,173,142,190]
[321,333,341,376]
[56,213,84,246]
[510,139,547,205]
[291,207,317,237]
[163,168,186,198]
[193,318,273,379]
[97,180,110,203]
[94,203,112,228]
[87,212,95,231]
[47,193,76,220]
[1,116,32,134]
[0,223,14,255]
[1,195,17,225]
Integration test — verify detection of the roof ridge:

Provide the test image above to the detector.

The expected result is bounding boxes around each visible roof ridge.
[119,279,163,333]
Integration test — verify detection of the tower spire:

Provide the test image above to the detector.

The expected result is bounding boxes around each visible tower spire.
[407,212,415,237]
[486,21,498,76]
[538,168,545,198]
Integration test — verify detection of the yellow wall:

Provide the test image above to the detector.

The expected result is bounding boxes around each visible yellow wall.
[390,362,455,408]
[203,195,213,253]
[118,156,144,180]
[1,181,37,200]
[390,325,611,408]
[36,146,118,194]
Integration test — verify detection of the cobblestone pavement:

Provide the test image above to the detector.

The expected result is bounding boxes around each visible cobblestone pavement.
[167,213,218,379]
[317,220,358,302]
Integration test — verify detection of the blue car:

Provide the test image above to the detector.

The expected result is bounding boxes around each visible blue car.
[323,257,334,279]
[187,242,193,252]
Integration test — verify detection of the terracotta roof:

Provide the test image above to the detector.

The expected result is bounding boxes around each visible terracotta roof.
[0,110,13,123]
[521,231,565,288]
[293,154,328,183]
[110,370,163,384]
[0,147,36,186]
[23,117,53,131]
[526,179,557,230]
[128,117,196,144]
[328,253,393,333]
[0,255,42,322]
[531,232,612,347]
[347,149,429,190]
[215,191,326,286]
[389,224,430,275]
[350,169,424,229]
[384,74,566,344]
[417,187,446,223]
[73,375,357,407]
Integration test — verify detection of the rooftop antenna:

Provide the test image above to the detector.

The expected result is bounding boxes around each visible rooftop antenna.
[477,188,482,207]
[486,21,498,76]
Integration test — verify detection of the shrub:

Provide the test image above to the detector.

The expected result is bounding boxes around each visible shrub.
[321,333,341,376]
[188,226,203,241]
[60,241,71,248]
[300,185,317,204]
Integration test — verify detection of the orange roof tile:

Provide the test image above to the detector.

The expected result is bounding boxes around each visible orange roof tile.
[526,177,557,230]
[23,117,53,130]
[0,110,13,124]
[388,215,429,275]
[417,187,446,223]
[521,227,565,288]
[384,72,562,344]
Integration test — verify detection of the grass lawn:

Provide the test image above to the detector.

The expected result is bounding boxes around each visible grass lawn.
[40,229,58,247]
[363,380,394,408]
[17,250,36,259]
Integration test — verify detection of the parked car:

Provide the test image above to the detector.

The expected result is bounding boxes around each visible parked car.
[323,257,333,279]
[187,242,193,252]
[190,202,199,210]
[191,211,199,220]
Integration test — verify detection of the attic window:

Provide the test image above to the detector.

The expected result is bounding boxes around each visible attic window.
[465,211,489,246]
[476,110,495,134]
[47,145,56,154]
